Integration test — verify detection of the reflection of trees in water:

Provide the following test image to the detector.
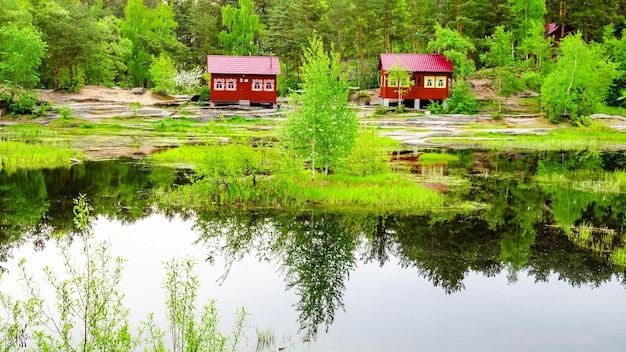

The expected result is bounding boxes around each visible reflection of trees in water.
[3,150,626,337]
[194,210,357,340]
[0,160,180,268]
[392,213,503,294]
[192,203,626,339]
[274,212,357,340]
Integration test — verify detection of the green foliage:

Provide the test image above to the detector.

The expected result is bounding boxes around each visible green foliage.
[121,0,180,87]
[198,85,211,102]
[517,21,552,72]
[284,35,358,181]
[0,24,46,88]
[0,89,39,116]
[520,71,542,92]
[339,128,394,176]
[18,194,138,351]
[445,80,480,114]
[480,26,514,69]
[386,60,414,110]
[143,258,248,352]
[510,0,546,41]
[2,195,250,350]
[427,25,476,80]
[541,32,620,123]
[150,55,177,95]
[219,0,264,55]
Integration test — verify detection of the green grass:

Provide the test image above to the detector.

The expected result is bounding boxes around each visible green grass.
[418,152,460,165]
[148,145,214,166]
[594,104,626,116]
[0,141,80,172]
[430,126,626,151]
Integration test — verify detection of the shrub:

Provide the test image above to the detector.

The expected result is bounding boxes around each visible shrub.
[174,67,204,94]
[198,85,211,102]
[446,80,479,114]
[520,71,542,92]
[0,89,39,116]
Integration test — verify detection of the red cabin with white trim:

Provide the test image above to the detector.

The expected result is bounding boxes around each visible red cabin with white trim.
[207,55,281,108]
[379,54,453,109]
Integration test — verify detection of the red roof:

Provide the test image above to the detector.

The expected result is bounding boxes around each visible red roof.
[545,23,559,36]
[379,54,453,73]
[207,55,281,75]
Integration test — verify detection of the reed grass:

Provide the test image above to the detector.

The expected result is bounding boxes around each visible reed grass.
[255,327,275,352]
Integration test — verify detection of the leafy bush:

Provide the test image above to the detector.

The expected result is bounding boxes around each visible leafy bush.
[0,89,39,116]
[278,76,300,97]
[520,71,543,92]
[198,85,211,102]
[445,80,479,114]
[339,128,393,176]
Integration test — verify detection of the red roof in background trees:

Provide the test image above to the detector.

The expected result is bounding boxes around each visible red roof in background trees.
[545,23,560,36]
[206,55,281,75]
[379,54,453,73]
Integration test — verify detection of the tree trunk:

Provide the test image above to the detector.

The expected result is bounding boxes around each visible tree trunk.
[560,0,567,39]
[456,0,462,34]
[414,0,420,53]
[356,18,365,88]
[311,135,315,181]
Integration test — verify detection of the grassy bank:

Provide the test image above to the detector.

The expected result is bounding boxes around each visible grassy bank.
[0,140,80,172]
[149,138,443,212]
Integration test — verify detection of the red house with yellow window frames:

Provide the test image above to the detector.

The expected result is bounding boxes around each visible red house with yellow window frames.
[379,54,453,109]
[207,55,280,108]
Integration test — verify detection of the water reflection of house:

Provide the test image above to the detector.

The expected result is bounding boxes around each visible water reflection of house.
[417,163,447,177]
[206,55,280,108]
[378,53,453,109]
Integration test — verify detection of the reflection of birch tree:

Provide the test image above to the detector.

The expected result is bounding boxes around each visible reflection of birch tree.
[276,212,357,340]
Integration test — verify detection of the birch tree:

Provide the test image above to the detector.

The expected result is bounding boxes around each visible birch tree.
[283,35,358,181]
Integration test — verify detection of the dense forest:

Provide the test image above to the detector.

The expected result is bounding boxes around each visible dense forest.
[2,0,626,122]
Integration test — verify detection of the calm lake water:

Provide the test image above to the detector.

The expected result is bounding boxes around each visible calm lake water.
[1,150,626,351]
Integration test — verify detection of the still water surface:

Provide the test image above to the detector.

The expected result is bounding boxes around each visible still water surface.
[1,151,626,351]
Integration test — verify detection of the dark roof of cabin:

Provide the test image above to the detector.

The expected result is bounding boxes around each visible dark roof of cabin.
[206,55,281,75]
[379,54,453,73]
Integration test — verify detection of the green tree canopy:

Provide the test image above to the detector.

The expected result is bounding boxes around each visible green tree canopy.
[427,24,476,80]
[219,0,265,55]
[541,32,619,123]
[0,24,46,88]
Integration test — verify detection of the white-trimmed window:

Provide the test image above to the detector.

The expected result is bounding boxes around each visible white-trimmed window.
[424,76,435,88]
[252,79,263,91]
[213,78,224,90]
[436,76,447,88]
[264,79,275,91]
[226,79,237,91]
[399,77,411,88]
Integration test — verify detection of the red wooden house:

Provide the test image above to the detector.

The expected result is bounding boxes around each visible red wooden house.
[379,54,453,109]
[207,55,281,108]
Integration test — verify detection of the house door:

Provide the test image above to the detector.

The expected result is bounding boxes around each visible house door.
[238,75,251,104]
